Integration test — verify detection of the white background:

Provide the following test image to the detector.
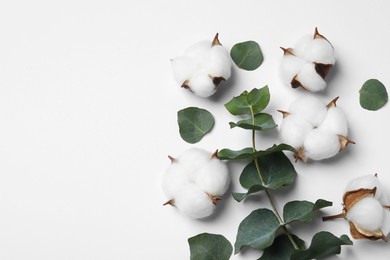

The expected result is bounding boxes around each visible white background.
[1,0,390,259]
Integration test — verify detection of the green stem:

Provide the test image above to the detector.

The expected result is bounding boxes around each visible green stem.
[250,109,299,250]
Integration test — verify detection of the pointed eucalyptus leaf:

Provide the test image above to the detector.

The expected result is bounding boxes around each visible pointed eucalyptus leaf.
[232,185,265,202]
[230,41,263,71]
[234,209,281,253]
[217,144,295,160]
[229,113,277,131]
[283,199,332,224]
[291,232,352,260]
[188,233,233,260]
[224,87,270,116]
[359,79,388,111]
[259,234,305,260]
[178,107,214,144]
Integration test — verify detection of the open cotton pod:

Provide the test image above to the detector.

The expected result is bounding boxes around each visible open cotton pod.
[162,148,230,219]
[278,95,354,161]
[323,174,390,241]
[171,33,232,97]
[280,28,335,92]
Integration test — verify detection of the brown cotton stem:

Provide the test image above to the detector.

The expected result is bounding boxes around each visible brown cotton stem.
[211,149,219,159]
[327,96,339,109]
[280,47,294,55]
[322,212,346,221]
[163,199,174,206]
[212,33,221,46]
[277,110,290,118]
[168,155,176,163]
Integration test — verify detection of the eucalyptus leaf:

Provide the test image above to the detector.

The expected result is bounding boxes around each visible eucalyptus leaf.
[224,87,270,116]
[229,113,277,131]
[283,199,332,224]
[291,232,352,260]
[359,79,388,111]
[234,209,281,253]
[178,107,214,144]
[217,144,295,160]
[232,185,265,202]
[259,234,305,260]
[188,233,233,260]
[230,41,263,71]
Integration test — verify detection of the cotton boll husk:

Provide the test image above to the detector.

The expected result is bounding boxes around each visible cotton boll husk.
[347,197,384,232]
[293,35,312,58]
[177,147,211,180]
[380,210,390,236]
[205,45,232,80]
[195,158,230,196]
[279,114,313,148]
[188,71,216,97]
[162,163,191,198]
[174,184,215,219]
[304,38,335,65]
[295,63,326,92]
[171,57,197,85]
[289,95,327,127]
[279,54,306,86]
[319,107,348,136]
[303,129,340,160]
[184,40,211,63]
[345,175,390,206]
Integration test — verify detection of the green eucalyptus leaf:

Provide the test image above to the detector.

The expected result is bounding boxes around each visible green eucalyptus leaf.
[217,144,295,160]
[359,79,388,111]
[178,107,214,144]
[259,234,305,260]
[224,87,270,116]
[188,233,233,260]
[230,41,263,71]
[291,232,352,260]
[283,199,332,224]
[229,113,277,131]
[234,209,281,253]
[232,185,265,202]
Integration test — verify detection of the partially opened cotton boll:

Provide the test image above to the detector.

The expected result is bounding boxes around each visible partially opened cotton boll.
[279,114,312,149]
[303,129,340,161]
[346,197,384,232]
[289,95,327,127]
[171,33,232,97]
[162,148,230,219]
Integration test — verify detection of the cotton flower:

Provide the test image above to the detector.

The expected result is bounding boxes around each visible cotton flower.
[278,95,354,161]
[162,148,230,219]
[323,174,390,241]
[171,34,232,98]
[280,28,335,92]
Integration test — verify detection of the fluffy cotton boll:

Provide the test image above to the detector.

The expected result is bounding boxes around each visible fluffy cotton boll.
[174,184,215,219]
[303,129,340,160]
[279,54,306,86]
[289,95,327,127]
[183,40,211,63]
[177,147,211,180]
[171,57,197,85]
[279,114,313,148]
[304,38,335,65]
[347,197,384,232]
[295,63,327,92]
[162,163,191,199]
[187,71,216,97]
[380,210,390,236]
[195,158,230,196]
[345,175,389,206]
[319,107,348,136]
[204,45,232,80]
[293,35,312,58]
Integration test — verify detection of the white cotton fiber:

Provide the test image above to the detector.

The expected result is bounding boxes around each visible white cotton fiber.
[279,114,313,148]
[319,107,348,136]
[293,35,312,58]
[279,54,306,86]
[380,210,390,236]
[195,158,230,196]
[345,175,389,206]
[177,147,211,180]
[304,38,335,65]
[295,63,326,92]
[187,71,216,97]
[174,184,215,219]
[347,197,384,232]
[303,129,340,160]
[171,57,197,85]
[205,45,232,80]
[289,95,327,127]
[184,40,211,62]
[162,163,191,199]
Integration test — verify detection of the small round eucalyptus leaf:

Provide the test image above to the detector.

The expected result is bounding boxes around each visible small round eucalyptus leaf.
[359,79,388,111]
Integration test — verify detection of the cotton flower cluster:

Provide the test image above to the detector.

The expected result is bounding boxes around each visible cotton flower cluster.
[162,148,230,219]
[323,174,390,241]
[279,95,354,161]
[280,28,335,92]
[171,33,232,98]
